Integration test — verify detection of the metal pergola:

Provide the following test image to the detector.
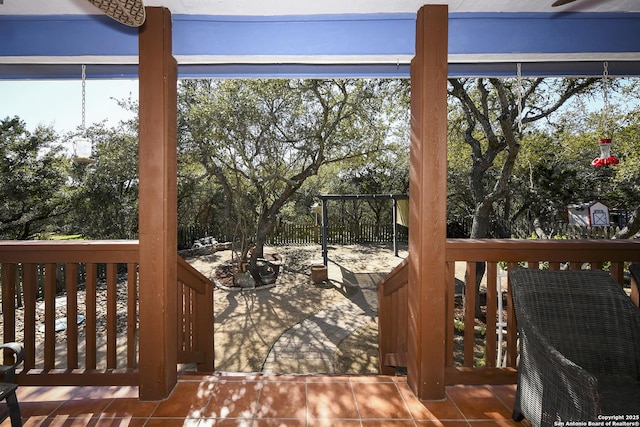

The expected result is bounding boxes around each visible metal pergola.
[317,194,408,265]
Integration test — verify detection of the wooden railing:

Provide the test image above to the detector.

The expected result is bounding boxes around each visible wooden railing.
[177,256,214,372]
[377,238,640,385]
[0,240,214,386]
[377,257,408,375]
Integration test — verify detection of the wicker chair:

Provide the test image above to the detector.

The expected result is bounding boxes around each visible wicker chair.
[509,268,640,426]
[0,342,24,427]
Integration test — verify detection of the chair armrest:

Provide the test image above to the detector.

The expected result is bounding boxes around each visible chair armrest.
[0,342,24,383]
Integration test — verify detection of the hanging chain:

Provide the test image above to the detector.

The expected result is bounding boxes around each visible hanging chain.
[516,63,523,133]
[601,61,609,137]
[81,64,87,132]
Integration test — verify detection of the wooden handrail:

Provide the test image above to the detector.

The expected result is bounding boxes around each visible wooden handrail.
[446,238,640,263]
[0,240,139,263]
[379,257,409,296]
[177,256,212,294]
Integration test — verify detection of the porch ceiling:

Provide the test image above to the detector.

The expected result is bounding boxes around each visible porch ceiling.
[2,0,640,78]
[6,0,640,15]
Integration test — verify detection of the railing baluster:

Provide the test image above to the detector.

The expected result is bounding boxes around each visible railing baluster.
[187,287,193,352]
[506,262,518,368]
[1,263,17,346]
[445,261,455,367]
[106,263,117,369]
[189,289,195,352]
[65,263,79,369]
[485,261,498,368]
[611,262,624,285]
[188,287,196,353]
[23,263,37,370]
[127,263,137,368]
[180,284,189,353]
[85,263,97,370]
[44,263,57,370]
[463,262,476,367]
[178,283,185,354]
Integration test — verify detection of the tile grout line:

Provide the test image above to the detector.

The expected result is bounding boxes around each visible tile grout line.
[347,377,365,427]
[445,386,472,426]
[392,380,419,426]
[250,378,261,423]
[305,380,309,427]
[489,384,519,417]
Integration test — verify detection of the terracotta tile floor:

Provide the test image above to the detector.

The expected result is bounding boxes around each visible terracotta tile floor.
[3,374,529,427]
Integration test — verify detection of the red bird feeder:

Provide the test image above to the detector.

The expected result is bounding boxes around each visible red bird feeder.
[591,62,619,168]
[591,138,619,167]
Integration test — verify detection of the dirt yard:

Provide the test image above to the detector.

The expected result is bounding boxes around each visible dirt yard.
[184,243,408,374]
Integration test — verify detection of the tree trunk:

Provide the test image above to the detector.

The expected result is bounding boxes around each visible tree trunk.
[471,202,492,319]
[247,208,278,285]
[614,206,640,239]
[470,204,492,239]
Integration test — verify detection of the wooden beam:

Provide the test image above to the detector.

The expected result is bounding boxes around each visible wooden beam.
[407,4,448,400]
[138,6,179,401]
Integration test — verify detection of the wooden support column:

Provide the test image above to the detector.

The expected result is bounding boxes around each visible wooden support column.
[407,5,448,400]
[138,6,178,400]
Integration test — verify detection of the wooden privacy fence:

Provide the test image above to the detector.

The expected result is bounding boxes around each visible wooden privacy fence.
[558,225,623,239]
[269,222,408,246]
[0,240,213,386]
[180,222,409,248]
[451,216,626,239]
[378,239,640,385]
[180,220,622,248]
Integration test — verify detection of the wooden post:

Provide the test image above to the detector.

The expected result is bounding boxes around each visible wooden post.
[321,199,328,266]
[138,6,179,400]
[407,4,448,400]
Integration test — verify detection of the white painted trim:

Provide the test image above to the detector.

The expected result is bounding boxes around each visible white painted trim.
[0,56,139,64]
[449,52,640,63]
[5,52,640,66]
[175,55,414,64]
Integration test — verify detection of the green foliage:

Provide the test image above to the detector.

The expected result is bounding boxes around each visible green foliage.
[3,76,640,246]
[445,76,640,239]
[0,117,70,239]
[177,79,406,259]
[67,121,140,239]
[506,80,640,237]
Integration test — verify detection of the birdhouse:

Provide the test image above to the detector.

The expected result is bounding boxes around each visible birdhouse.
[567,201,610,227]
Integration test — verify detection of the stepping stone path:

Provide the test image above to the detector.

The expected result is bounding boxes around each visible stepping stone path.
[262,288,376,373]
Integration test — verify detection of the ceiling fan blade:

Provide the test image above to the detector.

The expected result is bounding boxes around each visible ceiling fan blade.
[552,0,579,6]
[87,0,146,27]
